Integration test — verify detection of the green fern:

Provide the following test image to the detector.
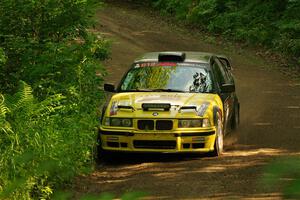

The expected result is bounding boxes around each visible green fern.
[0,94,9,116]
[0,82,66,199]
[3,81,64,119]
[32,94,65,118]
[0,94,12,134]
[5,81,34,113]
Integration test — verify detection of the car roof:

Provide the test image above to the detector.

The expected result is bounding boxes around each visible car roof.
[134,51,227,64]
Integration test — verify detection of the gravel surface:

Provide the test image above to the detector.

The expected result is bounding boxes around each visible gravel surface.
[74,2,300,199]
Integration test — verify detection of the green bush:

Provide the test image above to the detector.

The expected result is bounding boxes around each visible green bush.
[263,157,300,199]
[0,0,109,95]
[0,0,110,199]
[0,48,6,64]
[150,0,300,59]
[0,82,100,199]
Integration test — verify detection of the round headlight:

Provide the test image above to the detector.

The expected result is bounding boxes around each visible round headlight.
[111,118,122,126]
[122,119,132,127]
[179,120,190,128]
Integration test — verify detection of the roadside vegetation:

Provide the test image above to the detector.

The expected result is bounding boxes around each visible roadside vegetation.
[139,0,300,64]
[0,0,110,199]
[263,157,300,199]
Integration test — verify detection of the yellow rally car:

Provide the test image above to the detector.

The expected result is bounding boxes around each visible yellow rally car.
[98,52,239,157]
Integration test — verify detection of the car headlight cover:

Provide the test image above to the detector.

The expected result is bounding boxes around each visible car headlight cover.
[111,118,122,126]
[103,118,133,127]
[191,119,202,127]
[202,118,211,128]
[104,117,110,126]
[179,119,201,128]
[178,119,211,128]
[179,120,191,128]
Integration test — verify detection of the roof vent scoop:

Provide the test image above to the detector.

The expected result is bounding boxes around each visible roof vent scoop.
[158,52,186,62]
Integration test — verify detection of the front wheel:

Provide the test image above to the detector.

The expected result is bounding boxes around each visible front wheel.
[96,133,110,163]
[208,112,224,157]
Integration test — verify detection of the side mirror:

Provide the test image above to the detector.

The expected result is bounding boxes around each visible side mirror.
[221,84,235,93]
[104,83,115,92]
[218,57,232,70]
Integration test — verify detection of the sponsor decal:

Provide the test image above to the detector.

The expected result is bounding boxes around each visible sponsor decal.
[197,102,210,117]
[136,94,182,103]
[139,62,177,67]
[137,62,204,68]
[110,99,133,115]
[177,63,204,67]
[109,101,118,116]
[158,62,177,66]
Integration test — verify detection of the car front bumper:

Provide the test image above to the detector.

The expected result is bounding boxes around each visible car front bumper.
[99,128,217,153]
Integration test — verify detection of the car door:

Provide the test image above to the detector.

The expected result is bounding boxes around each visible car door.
[212,58,235,133]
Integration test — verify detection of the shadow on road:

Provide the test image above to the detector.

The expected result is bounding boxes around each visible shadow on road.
[97,152,207,167]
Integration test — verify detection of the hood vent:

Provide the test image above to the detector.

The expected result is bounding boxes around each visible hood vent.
[117,105,135,111]
[179,106,197,111]
[142,103,171,111]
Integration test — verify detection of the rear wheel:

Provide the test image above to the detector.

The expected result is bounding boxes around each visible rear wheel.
[209,112,224,157]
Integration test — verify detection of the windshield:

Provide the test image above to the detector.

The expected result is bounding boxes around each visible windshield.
[119,62,213,93]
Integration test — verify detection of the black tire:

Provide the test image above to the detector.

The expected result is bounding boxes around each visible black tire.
[96,133,109,163]
[231,102,240,130]
[208,112,224,157]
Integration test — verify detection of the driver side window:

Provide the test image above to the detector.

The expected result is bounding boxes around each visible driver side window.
[212,61,225,87]
[213,59,230,86]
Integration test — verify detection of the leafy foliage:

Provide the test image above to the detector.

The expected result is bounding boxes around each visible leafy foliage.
[151,0,300,59]
[0,81,100,199]
[0,0,110,199]
[0,0,109,95]
[0,48,6,64]
[263,157,300,199]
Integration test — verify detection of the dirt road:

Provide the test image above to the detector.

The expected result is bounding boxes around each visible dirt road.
[74,2,300,199]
